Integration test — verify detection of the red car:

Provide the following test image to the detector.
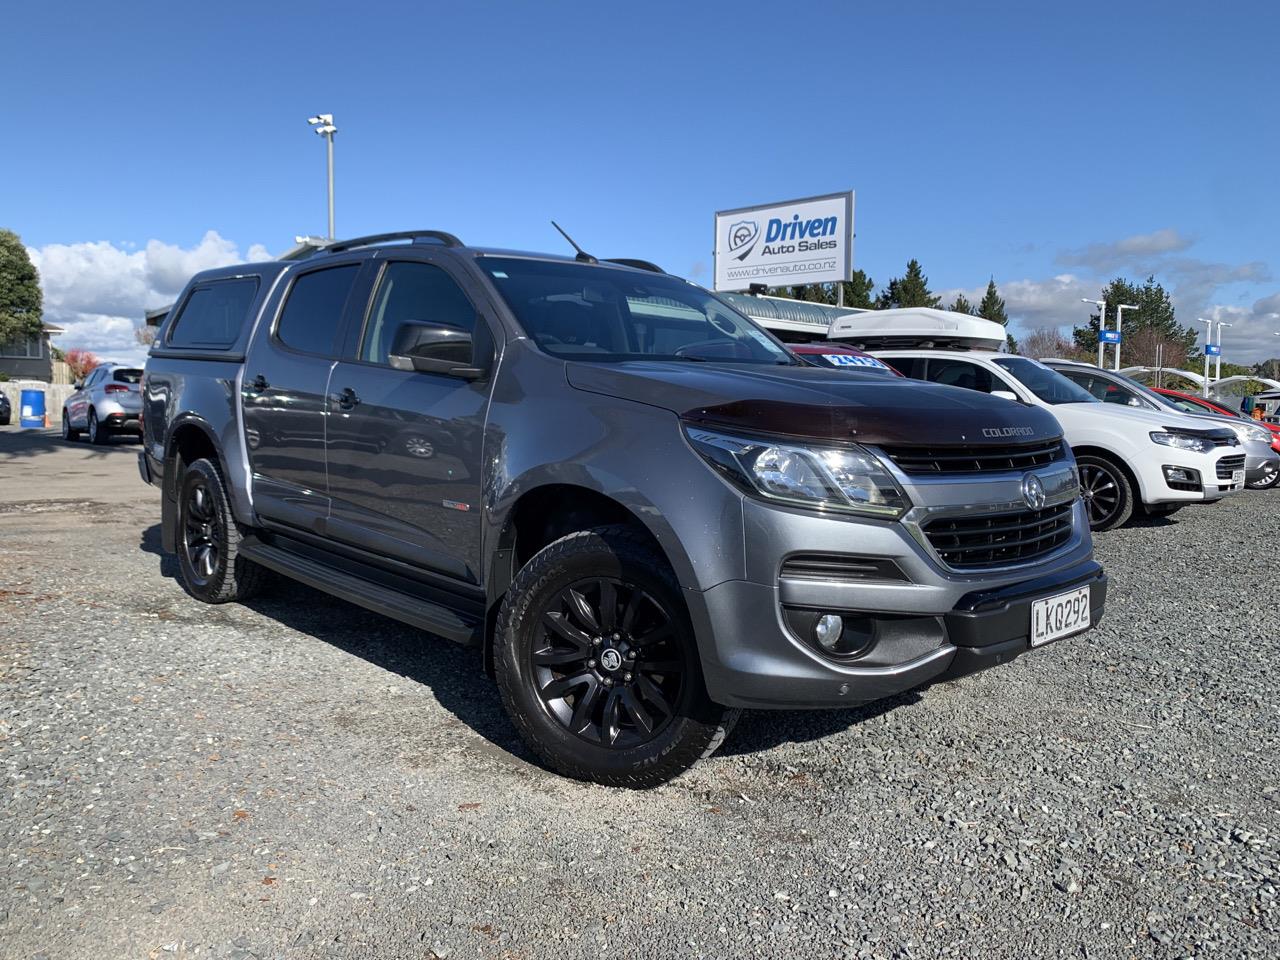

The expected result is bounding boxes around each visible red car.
[789,342,902,375]
[1153,387,1280,454]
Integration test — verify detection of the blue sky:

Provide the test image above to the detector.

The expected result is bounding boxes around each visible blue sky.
[3,0,1278,362]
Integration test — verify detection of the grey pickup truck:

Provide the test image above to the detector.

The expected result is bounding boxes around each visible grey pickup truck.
[140,230,1107,786]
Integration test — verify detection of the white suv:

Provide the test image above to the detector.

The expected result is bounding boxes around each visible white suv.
[871,350,1244,529]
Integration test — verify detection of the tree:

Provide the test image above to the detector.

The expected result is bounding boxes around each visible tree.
[1018,326,1087,361]
[0,228,43,347]
[875,259,941,309]
[769,269,876,309]
[65,348,100,382]
[949,294,975,315]
[975,278,1017,353]
[134,324,157,347]
[1072,276,1197,365]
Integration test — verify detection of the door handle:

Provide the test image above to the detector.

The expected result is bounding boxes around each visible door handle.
[330,387,360,410]
[249,374,269,392]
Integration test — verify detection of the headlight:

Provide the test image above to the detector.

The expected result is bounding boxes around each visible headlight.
[1149,431,1215,454]
[1235,423,1273,445]
[683,426,910,519]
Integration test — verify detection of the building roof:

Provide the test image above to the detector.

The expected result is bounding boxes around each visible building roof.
[719,293,869,336]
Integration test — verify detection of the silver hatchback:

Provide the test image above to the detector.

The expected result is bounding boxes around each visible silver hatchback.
[63,363,143,444]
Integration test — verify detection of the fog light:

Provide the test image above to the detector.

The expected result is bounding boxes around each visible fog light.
[814,614,844,650]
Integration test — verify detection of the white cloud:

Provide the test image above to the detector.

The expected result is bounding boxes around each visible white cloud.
[28,231,268,366]
[1205,292,1280,366]
[939,274,1096,336]
[1057,228,1195,271]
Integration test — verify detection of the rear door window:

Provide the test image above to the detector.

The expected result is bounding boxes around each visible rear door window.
[276,265,361,357]
[167,278,259,348]
[926,358,996,393]
[883,356,926,379]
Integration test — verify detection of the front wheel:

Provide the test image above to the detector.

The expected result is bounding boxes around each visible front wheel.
[494,525,738,787]
[1076,454,1134,531]
[1247,461,1280,490]
[176,458,265,603]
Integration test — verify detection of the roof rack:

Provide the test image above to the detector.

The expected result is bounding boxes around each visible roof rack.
[317,230,464,255]
[604,258,665,274]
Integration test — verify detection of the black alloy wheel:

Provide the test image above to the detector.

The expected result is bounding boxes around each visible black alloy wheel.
[175,457,265,603]
[532,577,684,749]
[182,478,223,586]
[1076,454,1133,531]
[494,525,738,787]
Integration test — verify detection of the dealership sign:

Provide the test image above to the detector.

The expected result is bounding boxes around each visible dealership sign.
[1099,329,1122,344]
[714,191,854,292]
[1205,343,1222,356]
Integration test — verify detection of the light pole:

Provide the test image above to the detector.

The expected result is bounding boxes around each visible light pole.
[1114,303,1138,371]
[307,113,338,240]
[1214,320,1232,382]
[1082,298,1107,367]
[1197,317,1212,396]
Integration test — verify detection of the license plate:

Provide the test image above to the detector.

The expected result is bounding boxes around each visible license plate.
[1030,586,1091,647]
[1232,470,1244,484]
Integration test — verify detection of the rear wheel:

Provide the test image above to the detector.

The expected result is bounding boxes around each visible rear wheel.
[176,458,265,603]
[62,410,80,441]
[1076,454,1134,531]
[494,525,737,787]
[87,409,108,445]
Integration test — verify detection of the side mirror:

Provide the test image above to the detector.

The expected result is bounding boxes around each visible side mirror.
[990,389,1020,402]
[388,321,486,380]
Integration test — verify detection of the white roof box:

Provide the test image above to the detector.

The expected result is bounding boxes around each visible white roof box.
[826,307,1007,350]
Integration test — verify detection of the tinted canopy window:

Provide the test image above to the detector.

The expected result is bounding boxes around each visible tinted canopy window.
[276,265,360,356]
[362,262,476,364]
[482,258,793,365]
[167,278,259,348]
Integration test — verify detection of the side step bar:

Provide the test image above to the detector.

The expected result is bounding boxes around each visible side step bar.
[238,537,481,644]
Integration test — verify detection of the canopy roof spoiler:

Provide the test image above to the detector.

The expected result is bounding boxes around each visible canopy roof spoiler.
[827,308,1007,350]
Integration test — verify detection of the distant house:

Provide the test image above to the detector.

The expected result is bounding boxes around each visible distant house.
[0,321,64,381]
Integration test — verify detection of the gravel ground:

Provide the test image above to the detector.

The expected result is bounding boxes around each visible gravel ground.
[2,426,1278,959]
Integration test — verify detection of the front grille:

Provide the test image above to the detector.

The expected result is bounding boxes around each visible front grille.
[780,554,907,583]
[1217,454,1245,480]
[881,438,1065,475]
[923,502,1074,569]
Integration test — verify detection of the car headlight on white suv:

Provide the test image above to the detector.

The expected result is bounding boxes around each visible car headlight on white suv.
[684,426,911,519]
[1149,431,1216,454]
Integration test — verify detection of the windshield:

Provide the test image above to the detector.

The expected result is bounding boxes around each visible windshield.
[992,357,1098,405]
[1152,389,1239,419]
[482,257,795,364]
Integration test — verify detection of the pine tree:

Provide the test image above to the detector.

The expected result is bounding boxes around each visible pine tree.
[976,279,1008,325]
[875,260,941,309]
[0,229,43,347]
[1071,276,1197,363]
[769,270,876,309]
[949,294,975,315]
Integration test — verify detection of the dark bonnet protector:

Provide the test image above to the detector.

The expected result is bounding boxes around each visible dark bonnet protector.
[566,360,1063,447]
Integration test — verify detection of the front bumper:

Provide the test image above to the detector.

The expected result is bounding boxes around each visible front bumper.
[692,554,1106,710]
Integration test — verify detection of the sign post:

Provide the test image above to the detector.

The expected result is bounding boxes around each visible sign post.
[714,192,854,294]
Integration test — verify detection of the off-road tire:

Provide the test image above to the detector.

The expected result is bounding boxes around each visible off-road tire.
[494,525,738,788]
[1077,454,1134,531]
[176,457,266,604]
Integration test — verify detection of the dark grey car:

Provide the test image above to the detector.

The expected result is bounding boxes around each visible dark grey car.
[140,232,1108,786]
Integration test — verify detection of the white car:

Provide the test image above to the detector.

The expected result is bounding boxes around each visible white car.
[827,310,1246,530]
